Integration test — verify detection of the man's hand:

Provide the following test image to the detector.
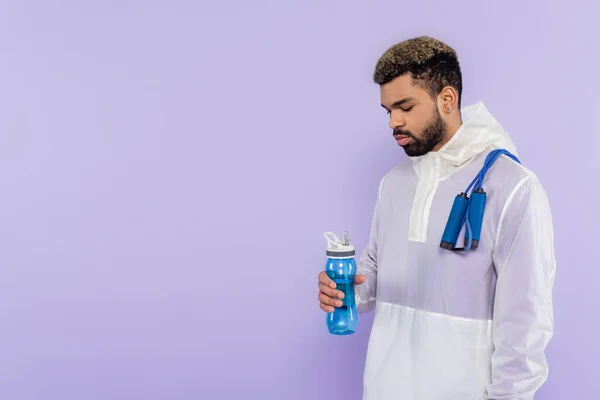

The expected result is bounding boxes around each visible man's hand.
[317,271,366,313]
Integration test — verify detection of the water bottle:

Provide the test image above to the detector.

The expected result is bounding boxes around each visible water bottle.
[323,231,358,335]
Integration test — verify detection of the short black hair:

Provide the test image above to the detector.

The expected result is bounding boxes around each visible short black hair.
[373,36,463,107]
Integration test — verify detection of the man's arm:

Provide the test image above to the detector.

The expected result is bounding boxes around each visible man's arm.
[355,177,384,314]
[483,175,556,399]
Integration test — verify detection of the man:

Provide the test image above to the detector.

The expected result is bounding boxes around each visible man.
[317,36,556,399]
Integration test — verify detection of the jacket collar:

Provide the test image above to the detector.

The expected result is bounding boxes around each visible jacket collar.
[410,101,519,178]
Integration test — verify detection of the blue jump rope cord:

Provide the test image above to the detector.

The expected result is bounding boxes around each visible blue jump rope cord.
[460,149,521,251]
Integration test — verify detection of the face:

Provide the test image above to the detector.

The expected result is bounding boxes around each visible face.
[380,74,448,157]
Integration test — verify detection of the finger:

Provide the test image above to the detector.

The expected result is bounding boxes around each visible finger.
[318,271,336,289]
[320,302,334,313]
[319,282,344,299]
[355,274,366,285]
[319,292,343,308]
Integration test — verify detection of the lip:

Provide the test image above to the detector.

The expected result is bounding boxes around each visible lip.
[395,135,411,146]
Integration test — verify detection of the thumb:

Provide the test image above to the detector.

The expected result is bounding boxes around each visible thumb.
[354,274,366,285]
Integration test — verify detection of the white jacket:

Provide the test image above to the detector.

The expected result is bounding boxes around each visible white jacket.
[356,102,556,400]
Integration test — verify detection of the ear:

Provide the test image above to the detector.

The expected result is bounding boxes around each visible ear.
[438,86,459,113]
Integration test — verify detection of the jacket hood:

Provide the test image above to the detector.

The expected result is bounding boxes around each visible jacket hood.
[410,101,518,175]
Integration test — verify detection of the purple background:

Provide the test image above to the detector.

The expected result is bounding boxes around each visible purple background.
[0,1,597,399]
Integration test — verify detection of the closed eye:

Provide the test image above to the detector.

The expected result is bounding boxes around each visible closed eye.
[382,100,415,115]
[385,106,413,115]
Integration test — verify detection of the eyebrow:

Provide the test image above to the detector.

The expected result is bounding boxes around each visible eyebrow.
[381,97,415,110]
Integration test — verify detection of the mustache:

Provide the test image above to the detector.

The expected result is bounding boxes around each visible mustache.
[393,128,413,138]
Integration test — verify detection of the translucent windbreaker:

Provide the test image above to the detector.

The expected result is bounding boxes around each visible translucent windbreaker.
[356,101,556,400]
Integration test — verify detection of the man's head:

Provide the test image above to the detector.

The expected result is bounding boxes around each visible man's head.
[374,36,463,157]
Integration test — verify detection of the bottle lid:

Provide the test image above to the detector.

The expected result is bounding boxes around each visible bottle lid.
[323,231,355,257]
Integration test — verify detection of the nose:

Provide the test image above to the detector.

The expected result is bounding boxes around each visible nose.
[389,112,405,131]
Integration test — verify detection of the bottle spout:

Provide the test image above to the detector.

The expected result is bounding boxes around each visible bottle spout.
[323,230,355,257]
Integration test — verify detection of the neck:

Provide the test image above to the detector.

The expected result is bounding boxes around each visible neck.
[433,112,463,152]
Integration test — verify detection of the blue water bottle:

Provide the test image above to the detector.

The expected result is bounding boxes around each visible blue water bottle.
[323,231,358,335]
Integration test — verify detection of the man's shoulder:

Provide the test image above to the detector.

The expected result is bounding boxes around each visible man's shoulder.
[374,158,415,200]
[382,157,415,181]
[486,153,550,218]
[490,153,541,191]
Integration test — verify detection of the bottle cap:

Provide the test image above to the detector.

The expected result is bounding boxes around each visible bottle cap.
[323,231,356,257]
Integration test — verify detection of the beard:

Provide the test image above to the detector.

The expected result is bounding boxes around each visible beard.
[393,105,447,157]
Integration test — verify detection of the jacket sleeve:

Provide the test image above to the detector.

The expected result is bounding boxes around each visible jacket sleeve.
[355,177,384,314]
[482,176,556,400]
